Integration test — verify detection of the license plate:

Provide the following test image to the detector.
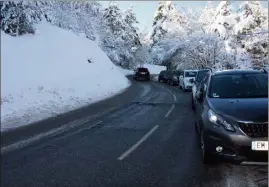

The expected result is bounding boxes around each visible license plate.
[140,72,146,74]
[251,141,268,151]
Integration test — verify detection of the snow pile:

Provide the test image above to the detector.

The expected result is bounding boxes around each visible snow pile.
[118,67,134,76]
[1,22,130,131]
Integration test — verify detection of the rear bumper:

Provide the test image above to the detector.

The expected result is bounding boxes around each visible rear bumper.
[135,74,150,80]
[204,126,268,162]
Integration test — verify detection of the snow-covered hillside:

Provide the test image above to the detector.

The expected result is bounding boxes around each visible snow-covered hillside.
[1,22,130,131]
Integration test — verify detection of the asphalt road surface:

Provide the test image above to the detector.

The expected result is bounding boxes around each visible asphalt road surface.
[1,76,268,187]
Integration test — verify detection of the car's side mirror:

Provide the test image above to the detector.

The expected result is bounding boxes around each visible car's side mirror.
[196,91,203,101]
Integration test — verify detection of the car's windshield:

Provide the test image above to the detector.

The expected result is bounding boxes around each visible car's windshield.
[196,70,210,82]
[209,73,268,98]
[185,71,197,77]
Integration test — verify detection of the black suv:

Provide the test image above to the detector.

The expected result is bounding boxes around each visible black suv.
[158,70,180,86]
[158,70,169,83]
[133,67,150,81]
[194,69,268,164]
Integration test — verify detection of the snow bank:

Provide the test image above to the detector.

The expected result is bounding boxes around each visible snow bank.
[1,22,130,132]
[142,64,166,74]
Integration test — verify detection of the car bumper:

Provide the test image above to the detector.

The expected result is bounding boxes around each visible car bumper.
[172,80,179,85]
[204,126,268,162]
[136,75,150,80]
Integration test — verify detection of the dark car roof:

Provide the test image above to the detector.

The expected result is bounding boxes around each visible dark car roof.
[213,69,266,76]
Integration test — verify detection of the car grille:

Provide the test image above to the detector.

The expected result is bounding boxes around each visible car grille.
[238,122,268,137]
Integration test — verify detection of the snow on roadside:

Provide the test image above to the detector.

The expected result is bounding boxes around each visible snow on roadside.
[140,64,166,75]
[1,22,130,132]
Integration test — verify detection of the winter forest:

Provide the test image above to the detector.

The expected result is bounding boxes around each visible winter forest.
[1,1,268,70]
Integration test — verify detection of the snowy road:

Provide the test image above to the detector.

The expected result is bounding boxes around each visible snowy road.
[1,76,268,187]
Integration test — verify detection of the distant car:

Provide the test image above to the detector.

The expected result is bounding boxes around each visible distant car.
[179,70,198,91]
[133,67,150,81]
[166,71,180,86]
[158,70,169,83]
[194,69,268,164]
[191,69,211,110]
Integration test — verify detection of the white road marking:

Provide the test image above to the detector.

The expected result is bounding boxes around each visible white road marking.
[165,104,175,118]
[153,83,177,102]
[1,120,102,154]
[118,125,159,160]
[153,82,177,118]
[53,121,102,141]
[241,161,268,166]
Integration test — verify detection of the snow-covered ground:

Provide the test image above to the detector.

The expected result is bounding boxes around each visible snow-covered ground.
[1,22,130,132]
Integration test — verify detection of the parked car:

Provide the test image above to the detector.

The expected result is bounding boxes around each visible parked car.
[133,67,150,81]
[191,69,211,110]
[167,71,180,86]
[158,70,169,83]
[179,70,198,91]
[194,69,268,164]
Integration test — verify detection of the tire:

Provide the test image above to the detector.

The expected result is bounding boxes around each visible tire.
[183,84,187,92]
[200,129,214,164]
[192,96,196,111]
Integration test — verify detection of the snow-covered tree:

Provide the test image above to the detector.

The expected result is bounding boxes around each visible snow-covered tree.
[1,1,41,36]
[210,1,237,39]
[103,1,125,36]
[151,1,187,44]
[233,1,268,68]
[199,1,215,32]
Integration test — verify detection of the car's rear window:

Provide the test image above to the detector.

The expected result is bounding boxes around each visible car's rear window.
[138,68,149,72]
[209,73,268,98]
[185,71,197,77]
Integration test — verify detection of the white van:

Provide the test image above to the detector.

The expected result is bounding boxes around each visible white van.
[179,70,198,91]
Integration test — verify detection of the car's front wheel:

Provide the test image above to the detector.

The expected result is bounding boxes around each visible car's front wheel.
[191,96,195,111]
[183,84,187,92]
[200,129,213,164]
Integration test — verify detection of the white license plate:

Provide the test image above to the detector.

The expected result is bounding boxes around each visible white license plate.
[140,72,146,74]
[251,141,268,151]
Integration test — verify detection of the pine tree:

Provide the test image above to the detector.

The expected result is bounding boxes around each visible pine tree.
[234,1,268,68]
[103,1,125,36]
[151,1,187,44]
[210,1,236,39]
[199,1,215,32]
[1,1,37,36]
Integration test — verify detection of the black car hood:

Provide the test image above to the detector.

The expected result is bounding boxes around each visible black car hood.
[208,98,268,122]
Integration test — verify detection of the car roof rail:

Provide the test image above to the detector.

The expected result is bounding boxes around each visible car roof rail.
[204,67,213,73]
[262,68,268,73]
